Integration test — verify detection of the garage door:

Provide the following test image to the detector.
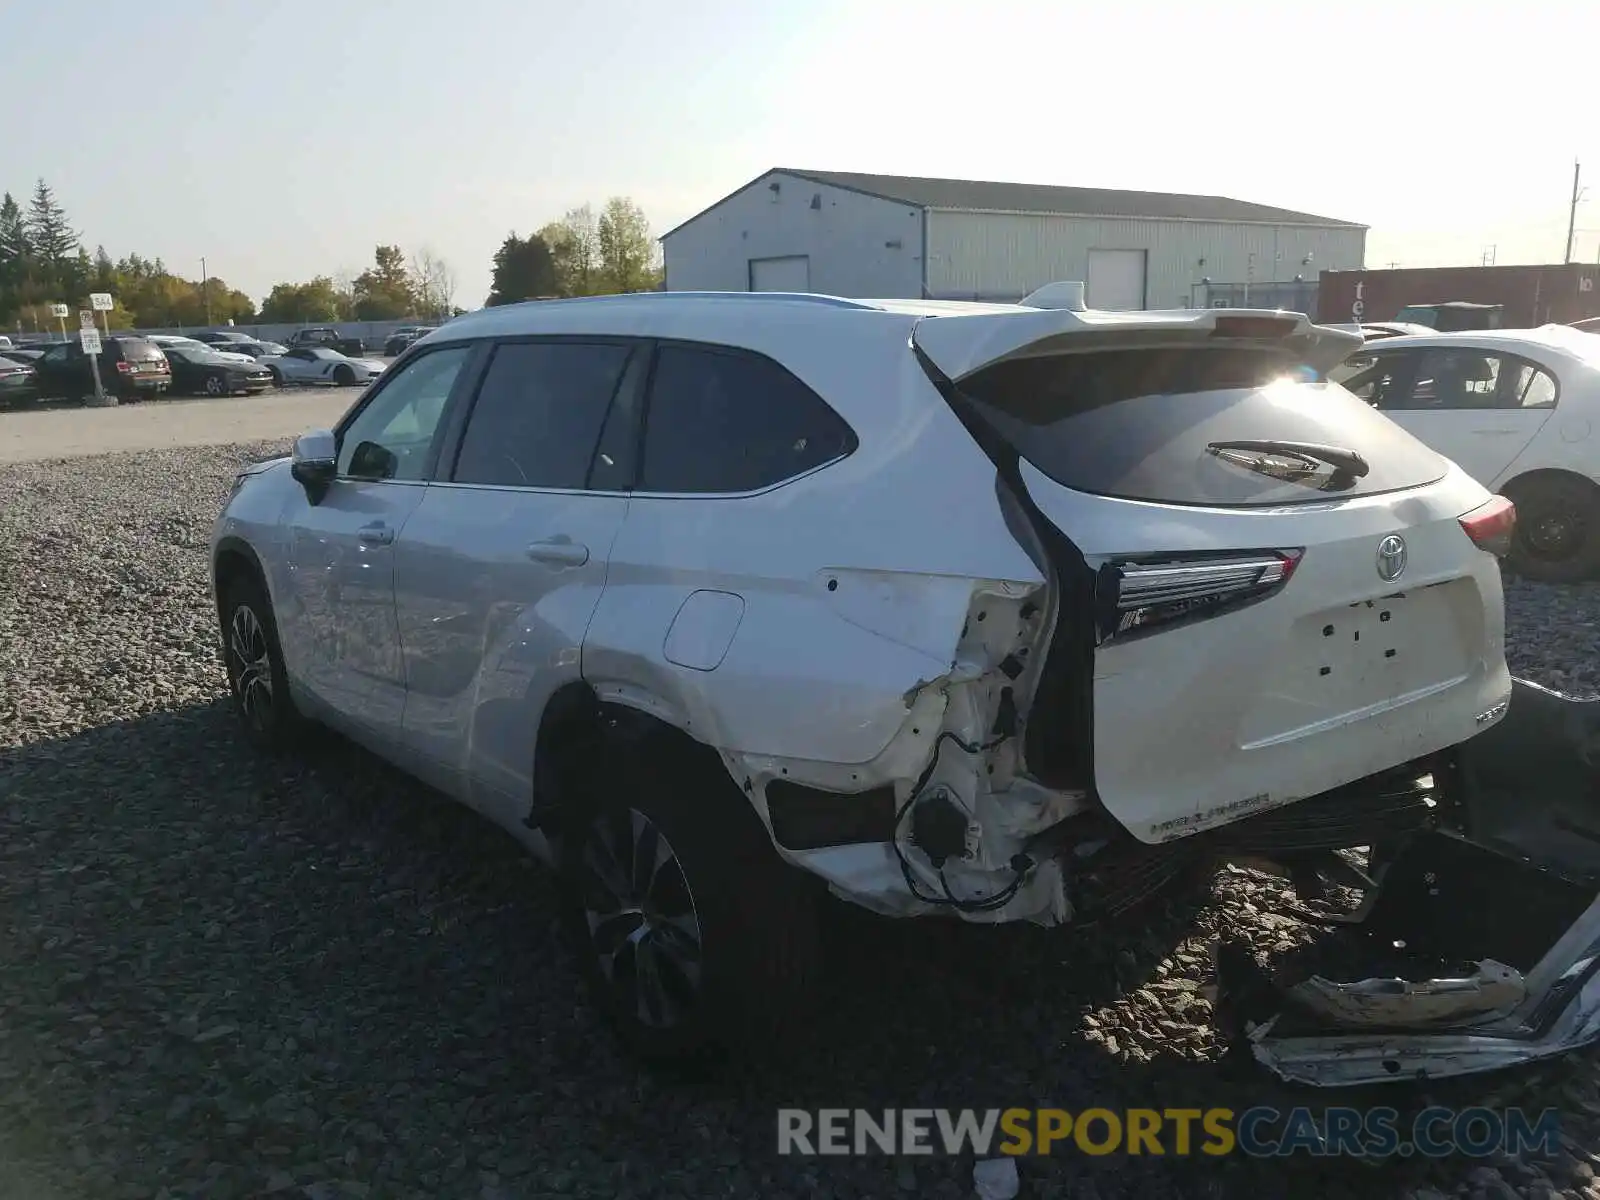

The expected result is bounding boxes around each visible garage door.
[1086,249,1147,311]
[749,255,811,292]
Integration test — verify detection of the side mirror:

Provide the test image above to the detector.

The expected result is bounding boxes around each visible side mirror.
[290,429,338,501]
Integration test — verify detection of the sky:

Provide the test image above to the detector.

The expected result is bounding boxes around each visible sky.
[2,0,1597,309]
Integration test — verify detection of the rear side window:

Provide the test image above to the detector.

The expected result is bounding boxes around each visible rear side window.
[958,347,1450,508]
[638,344,855,494]
[1345,348,1559,411]
[451,341,633,489]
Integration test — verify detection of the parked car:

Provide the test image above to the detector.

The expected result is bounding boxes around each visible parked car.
[33,336,171,401]
[211,294,1516,1065]
[383,326,437,356]
[160,344,275,397]
[1332,324,1600,581]
[223,341,288,360]
[286,327,364,357]
[0,354,38,407]
[259,346,386,387]
[0,348,45,365]
[193,330,256,346]
[1394,301,1506,332]
[0,335,13,351]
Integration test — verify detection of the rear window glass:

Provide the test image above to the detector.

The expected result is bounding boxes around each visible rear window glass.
[115,339,164,361]
[957,347,1449,507]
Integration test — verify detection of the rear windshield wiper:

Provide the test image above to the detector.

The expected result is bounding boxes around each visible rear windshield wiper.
[1205,439,1371,480]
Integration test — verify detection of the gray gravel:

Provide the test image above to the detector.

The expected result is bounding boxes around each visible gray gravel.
[2,441,1599,1199]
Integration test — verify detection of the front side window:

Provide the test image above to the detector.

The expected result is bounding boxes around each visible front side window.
[451,341,633,489]
[637,344,855,494]
[337,347,471,481]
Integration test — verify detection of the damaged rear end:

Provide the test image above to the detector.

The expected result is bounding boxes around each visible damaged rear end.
[899,307,1511,915]
[1217,678,1600,1086]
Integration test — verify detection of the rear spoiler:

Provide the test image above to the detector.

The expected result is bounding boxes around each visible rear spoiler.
[912,307,1363,383]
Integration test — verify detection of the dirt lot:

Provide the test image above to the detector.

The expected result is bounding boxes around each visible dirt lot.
[0,391,356,463]
[3,403,1600,1198]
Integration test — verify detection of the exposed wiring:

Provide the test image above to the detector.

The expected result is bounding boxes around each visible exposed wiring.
[891,730,1032,913]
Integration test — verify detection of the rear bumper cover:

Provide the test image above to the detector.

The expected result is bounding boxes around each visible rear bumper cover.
[1220,677,1600,1087]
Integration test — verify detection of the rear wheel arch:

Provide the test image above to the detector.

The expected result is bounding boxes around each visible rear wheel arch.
[1499,466,1600,504]
[529,682,738,835]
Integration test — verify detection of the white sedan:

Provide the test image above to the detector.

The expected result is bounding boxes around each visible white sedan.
[1332,323,1600,580]
[259,346,387,388]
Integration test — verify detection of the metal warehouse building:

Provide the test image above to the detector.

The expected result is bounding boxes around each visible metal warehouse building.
[661,168,1368,311]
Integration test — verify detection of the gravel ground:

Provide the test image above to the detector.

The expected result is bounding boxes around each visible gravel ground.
[2,441,1600,1199]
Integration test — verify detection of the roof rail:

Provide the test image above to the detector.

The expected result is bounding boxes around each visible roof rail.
[483,291,879,312]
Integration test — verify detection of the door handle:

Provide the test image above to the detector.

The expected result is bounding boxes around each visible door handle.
[526,539,590,566]
[357,523,395,546]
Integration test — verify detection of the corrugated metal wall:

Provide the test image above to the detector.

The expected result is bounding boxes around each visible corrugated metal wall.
[662,172,925,297]
[925,211,1366,308]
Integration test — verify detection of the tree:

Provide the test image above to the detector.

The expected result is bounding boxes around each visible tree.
[411,248,457,319]
[486,232,558,306]
[351,243,416,320]
[26,179,77,271]
[0,193,29,287]
[260,276,347,323]
[92,245,115,293]
[540,204,601,296]
[596,197,654,294]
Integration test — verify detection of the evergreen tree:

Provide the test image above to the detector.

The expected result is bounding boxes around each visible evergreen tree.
[26,178,78,270]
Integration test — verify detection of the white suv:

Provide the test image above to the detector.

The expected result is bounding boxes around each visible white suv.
[211,294,1515,1063]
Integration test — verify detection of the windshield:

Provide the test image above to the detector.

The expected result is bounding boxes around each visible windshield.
[956,346,1450,507]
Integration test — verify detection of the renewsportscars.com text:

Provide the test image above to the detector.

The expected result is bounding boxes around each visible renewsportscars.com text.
[776,1106,1561,1159]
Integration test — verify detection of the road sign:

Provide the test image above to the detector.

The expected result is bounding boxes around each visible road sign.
[80,328,102,355]
[50,303,68,318]
[89,292,114,311]
[80,310,96,330]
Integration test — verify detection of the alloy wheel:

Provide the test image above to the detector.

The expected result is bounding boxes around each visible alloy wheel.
[574,807,705,1029]
[227,604,274,731]
[205,375,225,396]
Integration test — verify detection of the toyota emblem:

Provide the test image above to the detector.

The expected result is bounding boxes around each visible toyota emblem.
[1376,534,1407,582]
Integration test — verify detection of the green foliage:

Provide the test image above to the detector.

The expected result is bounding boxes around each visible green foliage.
[532,197,659,298]
[486,232,560,305]
[0,180,256,331]
[259,276,347,323]
[352,244,417,319]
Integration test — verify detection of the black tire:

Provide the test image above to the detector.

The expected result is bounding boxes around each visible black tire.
[267,366,283,388]
[333,364,355,386]
[1505,474,1600,583]
[218,572,302,752]
[204,373,227,397]
[557,728,821,1069]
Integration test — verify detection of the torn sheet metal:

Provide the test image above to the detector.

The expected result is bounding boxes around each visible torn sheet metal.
[1236,678,1600,1087]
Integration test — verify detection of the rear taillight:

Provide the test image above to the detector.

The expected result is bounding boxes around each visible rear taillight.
[115,361,132,374]
[1459,495,1516,557]
[1100,550,1303,640]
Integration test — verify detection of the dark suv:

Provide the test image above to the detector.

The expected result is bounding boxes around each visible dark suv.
[33,337,172,402]
[287,327,365,357]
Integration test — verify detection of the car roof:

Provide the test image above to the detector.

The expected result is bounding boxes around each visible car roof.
[1346,325,1600,362]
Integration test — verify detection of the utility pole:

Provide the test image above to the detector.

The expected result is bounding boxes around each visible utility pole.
[1566,160,1582,264]
[201,256,212,325]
